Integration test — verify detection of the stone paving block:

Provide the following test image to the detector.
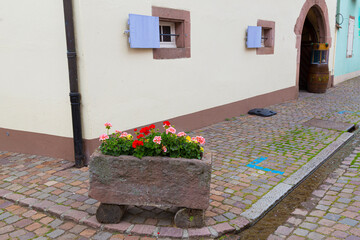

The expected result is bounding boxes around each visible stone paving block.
[4,193,25,203]
[299,222,318,230]
[0,189,11,198]
[223,212,237,220]
[275,226,294,236]
[9,229,27,238]
[211,222,235,235]
[338,198,352,204]
[19,232,36,240]
[213,215,227,222]
[292,209,308,216]
[308,232,325,239]
[0,212,12,220]
[48,219,63,228]
[208,226,218,238]
[293,228,309,236]
[82,215,101,229]
[187,227,211,238]
[57,233,78,240]
[32,200,55,212]
[92,231,113,240]
[346,236,360,240]
[0,201,13,209]
[47,205,71,218]
[323,213,341,221]
[339,218,359,226]
[13,218,33,228]
[0,225,14,235]
[69,225,87,234]
[158,227,183,238]
[131,224,156,236]
[62,209,89,223]
[5,215,21,224]
[47,229,65,239]
[104,222,132,233]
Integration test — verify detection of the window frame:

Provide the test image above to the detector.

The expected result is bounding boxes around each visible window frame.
[152,6,191,59]
[159,21,177,48]
[346,16,355,58]
[256,20,275,55]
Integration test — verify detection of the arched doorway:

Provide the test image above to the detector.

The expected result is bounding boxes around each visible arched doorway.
[294,0,332,92]
[299,16,318,90]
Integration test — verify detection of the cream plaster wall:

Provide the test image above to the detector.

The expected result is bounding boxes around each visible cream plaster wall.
[75,0,336,139]
[0,0,337,141]
[0,0,73,137]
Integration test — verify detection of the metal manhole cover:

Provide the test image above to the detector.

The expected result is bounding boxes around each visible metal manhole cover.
[303,118,355,132]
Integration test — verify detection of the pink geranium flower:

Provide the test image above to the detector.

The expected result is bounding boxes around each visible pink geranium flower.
[162,145,167,152]
[153,136,162,144]
[104,122,112,129]
[115,130,122,134]
[196,136,206,145]
[99,134,109,141]
[120,132,128,138]
[166,127,176,135]
[177,132,186,137]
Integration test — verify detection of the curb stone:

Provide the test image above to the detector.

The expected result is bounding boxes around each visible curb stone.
[241,132,354,223]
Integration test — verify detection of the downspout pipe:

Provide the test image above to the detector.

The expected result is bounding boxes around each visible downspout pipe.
[63,0,85,167]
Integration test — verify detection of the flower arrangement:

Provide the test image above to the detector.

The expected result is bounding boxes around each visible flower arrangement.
[99,121,205,159]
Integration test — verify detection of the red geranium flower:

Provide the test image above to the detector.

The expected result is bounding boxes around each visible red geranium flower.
[132,140,144,148]
[137,134,144,139]
[134,128,137,131]
[140,127,150,135]
[163,121,171,127]
[149,124,156,129]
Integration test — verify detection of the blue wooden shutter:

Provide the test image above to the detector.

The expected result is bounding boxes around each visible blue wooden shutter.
[128,14,160,48]
[246,26,262,48]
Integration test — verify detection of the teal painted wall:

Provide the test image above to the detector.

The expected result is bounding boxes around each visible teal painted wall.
[334,0,360,77]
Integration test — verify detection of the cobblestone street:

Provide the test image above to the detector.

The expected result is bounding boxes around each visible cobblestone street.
[1,77,360,239]
[269,143,360,240]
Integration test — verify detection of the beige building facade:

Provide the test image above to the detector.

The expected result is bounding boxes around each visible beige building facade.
[0,0,337,163]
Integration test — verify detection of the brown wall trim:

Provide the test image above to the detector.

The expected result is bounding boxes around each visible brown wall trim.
[2,86,297,163]
[84,86,297,162]
[0,128,74,161]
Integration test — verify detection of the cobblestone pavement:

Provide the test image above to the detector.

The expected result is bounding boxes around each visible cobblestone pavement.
[1,78,360,239]
[0,199,162,240]
[268,145,360,240]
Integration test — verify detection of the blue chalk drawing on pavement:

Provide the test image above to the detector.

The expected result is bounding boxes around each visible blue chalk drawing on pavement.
[338,111,360,115]
[246,157,284,175]
[338,111,354,114]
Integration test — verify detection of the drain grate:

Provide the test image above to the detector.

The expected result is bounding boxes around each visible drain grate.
[302,118,355,132]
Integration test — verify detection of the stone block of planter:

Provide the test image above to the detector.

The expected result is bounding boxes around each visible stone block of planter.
[89,150,212,227]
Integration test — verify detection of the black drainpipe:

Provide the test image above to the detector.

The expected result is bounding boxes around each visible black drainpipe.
[63,0,84,167]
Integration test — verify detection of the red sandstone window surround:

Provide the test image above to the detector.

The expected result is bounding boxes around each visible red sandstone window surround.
[257,20,275,55]
[152,6,191,59]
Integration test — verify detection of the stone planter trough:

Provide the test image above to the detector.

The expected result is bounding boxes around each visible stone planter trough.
[89,150,212,228]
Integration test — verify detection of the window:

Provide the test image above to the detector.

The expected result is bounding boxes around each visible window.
[152,6,191,59]
[257,20,275,55]
[159,21,176,48]
[347,16,355,58]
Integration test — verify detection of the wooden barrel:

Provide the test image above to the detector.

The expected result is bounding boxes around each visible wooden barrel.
[307,63,329,93]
